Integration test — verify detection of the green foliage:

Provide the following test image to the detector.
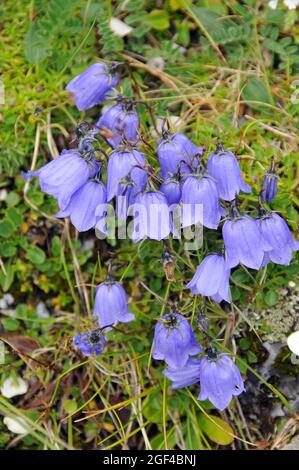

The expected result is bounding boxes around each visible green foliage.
[24,0,80,64]
[0,0,298,452]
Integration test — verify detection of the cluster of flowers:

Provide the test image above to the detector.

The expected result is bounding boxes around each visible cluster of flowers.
[24,62,298,411]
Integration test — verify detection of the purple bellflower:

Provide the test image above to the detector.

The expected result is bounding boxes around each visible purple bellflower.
[223,202,264,270]
[258,209,299,265]
[261,164,278,203]
[73,330,106,356]
[23,149,99,211]
[181,162,225,229]
[152,313,201,369]
[131,190,172,242]
[93,279,134,330]
[66,62,118,111]
[207,143,251,201]
[198,349,244,411]
[106,149,147,202]
[163,357,201,389]
[56,176,107,232]
[157,132,202,179]
[186,253,231,303]
[160,174,182,206]
[96,101,139,149]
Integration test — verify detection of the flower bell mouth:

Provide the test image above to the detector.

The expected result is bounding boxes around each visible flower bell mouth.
[206,346,219,360]
[89,331,102,344]
[228,199,242,220]
[161,313,181,329]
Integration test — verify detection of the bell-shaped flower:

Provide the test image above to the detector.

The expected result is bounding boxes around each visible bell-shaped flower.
[181,172,225,229]
[66,62,118,111]
[131,190,172,242]
[106,149,147,202]
[186,254,231,303]
[258,211,299,265]
[93,280,134,330]
[223,209,264,269]
[163,358,201,389]
[207,145,251,201]
[152,313,202,369]
[261,169,278,203]
[198,351,244,410]
[160,175,181,206]
[96,101,139,148]
[157,132,202,178]
[23,149,99,210]
[56,178,107,232]
[73,330,106,356]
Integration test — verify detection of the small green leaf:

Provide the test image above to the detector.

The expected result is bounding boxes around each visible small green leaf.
[63,399,77,414]
[242,78,274,109]
[247,350,258,364]
[198,413,234,445]
[0,264,15,292]
[144,10,170,30]
[0,220,15,238]
[51,236,62,257]
[264,290,279,307]
[239,338,251,351]
[2,318,20,332]
[6,192,20,207]
[7,208,23,228]
[26,246,46,265]
[0,241,17,258]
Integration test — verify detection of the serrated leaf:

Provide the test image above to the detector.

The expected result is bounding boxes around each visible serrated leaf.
[24,23,52,64]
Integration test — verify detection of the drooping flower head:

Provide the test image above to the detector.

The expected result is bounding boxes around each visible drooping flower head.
[66,62,119,111]
[160,173,182,206]
[222,200,264,270]
[106,148,147,202]
[207,143,251,201]
[23,149,99,211]
[131,189,172,242]
[157,131,202,179]
[198,349,244,410]
[163,357,202,389]
[93,278,134,330]
[261,161,278,203]
[186,253,231,303]
[181,160,225,229]
[152,312,201,369]
[73,330,106,356]
[258,207,299,266]
[96,99,139,149]
[56,172,107,232]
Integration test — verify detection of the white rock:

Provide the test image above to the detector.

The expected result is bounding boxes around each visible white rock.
[288,281,296,288]
[287,331,299,356]
[269,0,299,8]
[110,17,133,37]
[3,416,28,435]
[0,189,7,201]
[36,301,50,319]
[0,293,14,309]
[1,376,28,398]
[284,0,299,9]
[268,0,278,8]
[147,57,165,72]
